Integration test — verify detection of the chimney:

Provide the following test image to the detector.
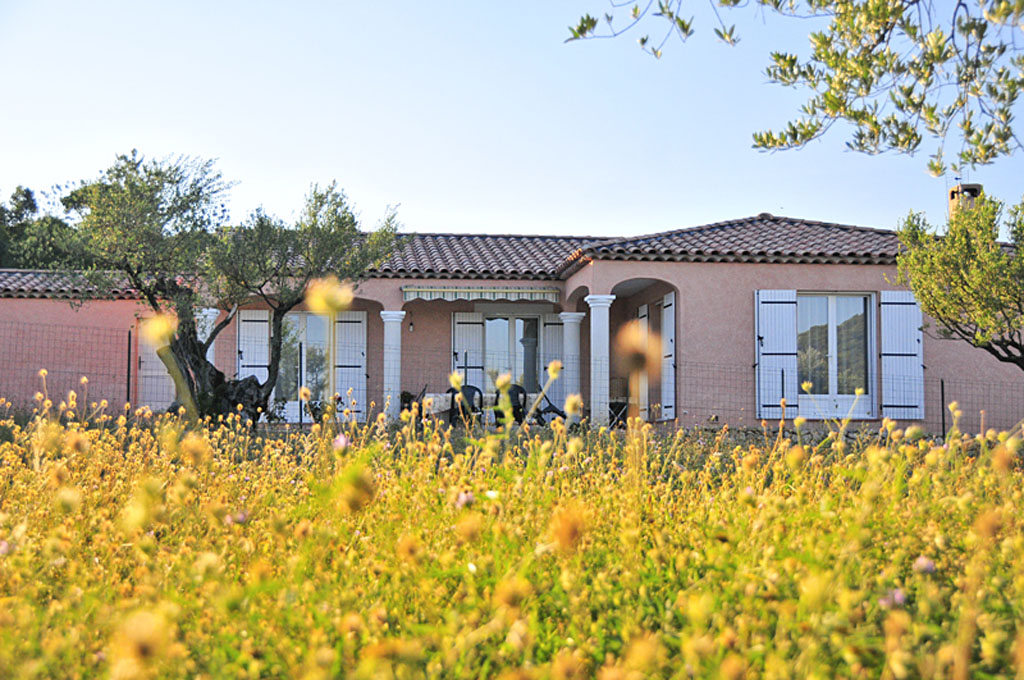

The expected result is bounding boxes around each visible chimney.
[948,183,982,217]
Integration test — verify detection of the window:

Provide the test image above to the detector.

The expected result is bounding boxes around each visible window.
[452,312,544,393]
[796,294,874,418]
[484,316,540,391]
[757,289,922,422]
[276,312,329,420]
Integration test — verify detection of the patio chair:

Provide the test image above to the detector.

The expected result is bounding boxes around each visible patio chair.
[446,385,483,426]
[532,391,567,426]
[494,384,528,424]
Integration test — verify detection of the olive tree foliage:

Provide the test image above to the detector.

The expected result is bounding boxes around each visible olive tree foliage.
[897,195,1024,370]
[66,151,399,422]
[569,0,1024,174]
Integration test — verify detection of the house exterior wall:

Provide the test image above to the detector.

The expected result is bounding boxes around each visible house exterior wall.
[0,298,143,411]
[5,259,1019,433]
[565,259,1024,432]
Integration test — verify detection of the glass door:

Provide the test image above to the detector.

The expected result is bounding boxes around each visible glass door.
[797,294,873,419]
[275,312,329,422]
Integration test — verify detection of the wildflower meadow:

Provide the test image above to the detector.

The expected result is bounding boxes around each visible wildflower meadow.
[1,375,1022,679]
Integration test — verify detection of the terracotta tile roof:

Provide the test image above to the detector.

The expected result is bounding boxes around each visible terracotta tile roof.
[372,233,601,280]
[580,214,900,267]
[0,269,138,300]
[3,216,903,296]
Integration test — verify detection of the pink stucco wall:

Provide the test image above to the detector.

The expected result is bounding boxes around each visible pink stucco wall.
[0,298,144,411]
[564,259,1024,432]
[5,260,1021,433]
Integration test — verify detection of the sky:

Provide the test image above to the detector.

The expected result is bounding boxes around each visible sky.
[1,1,1022,239]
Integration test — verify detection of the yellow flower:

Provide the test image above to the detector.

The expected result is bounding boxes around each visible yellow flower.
[109,610,171,680]
[455,512,483,543]
[55,486,82,513]
[547,359,563,380]
[299,386,312,401]
[551,649,588,680]
[448,371,463,391]
[564,394,583,418]
[179,432,211,466]
[395,534,423,563]
[613,321,661,373]
[549,503,588,552]
[493,576,532,610]
[305,276,354,314]
[140,314,177,348]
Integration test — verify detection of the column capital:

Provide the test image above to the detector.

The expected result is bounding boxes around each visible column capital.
[380,310,407,323]
[559,312,587,324]
[584,294,616,309]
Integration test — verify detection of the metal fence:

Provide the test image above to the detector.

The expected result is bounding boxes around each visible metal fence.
[0,320,133,412]
[4,318,1023,435]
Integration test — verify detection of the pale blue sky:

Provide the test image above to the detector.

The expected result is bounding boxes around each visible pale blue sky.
[1,1,1021,238]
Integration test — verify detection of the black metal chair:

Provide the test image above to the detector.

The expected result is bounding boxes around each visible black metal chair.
[446,385,483,425]
[533,391,567,426]
[494,384,528,423]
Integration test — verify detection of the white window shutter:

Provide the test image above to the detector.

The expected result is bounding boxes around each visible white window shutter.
[756,290,799,419]
[237,309,270,383]
[335,311,367,421]
[452,312,485,390]
[660,292,676,421]
[197,307,220,359]
[636,304,649,419]
[880,290,925,420]
[542,314,564,406]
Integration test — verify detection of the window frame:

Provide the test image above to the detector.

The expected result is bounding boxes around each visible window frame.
[275,310,332,420]
[482,313,543,391]
[796,292,877,420]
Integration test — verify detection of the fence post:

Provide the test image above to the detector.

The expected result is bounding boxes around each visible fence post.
[940,378,946,438]
[126,329,132,406]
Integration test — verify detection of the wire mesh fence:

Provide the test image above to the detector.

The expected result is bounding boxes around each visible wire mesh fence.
[3,318,1022,435]
[0,320,132,413]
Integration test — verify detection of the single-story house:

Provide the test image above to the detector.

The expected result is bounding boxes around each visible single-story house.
[2,209,1021,432]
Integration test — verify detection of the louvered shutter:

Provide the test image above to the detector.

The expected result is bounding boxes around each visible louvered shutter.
[660,292,676,421]
[196,308,220,359]
[452,313,485,390]
[880,290,924,420]
[756,290,799,419]
[636,304,649,419]
[335,311,367,421]
[542,314,564,406]
[238,310,270,383]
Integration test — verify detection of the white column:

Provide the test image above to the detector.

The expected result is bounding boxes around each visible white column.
[559,312,586,403]
[380,310,406,420]
[584,295,615,425]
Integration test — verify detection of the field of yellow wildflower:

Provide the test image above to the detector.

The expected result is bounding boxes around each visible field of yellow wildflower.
[1,396,1022,679]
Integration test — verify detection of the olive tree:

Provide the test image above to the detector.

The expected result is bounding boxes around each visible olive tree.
[897,194,1024,370]
[570,0,1024,174]
[66,151,398,423]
